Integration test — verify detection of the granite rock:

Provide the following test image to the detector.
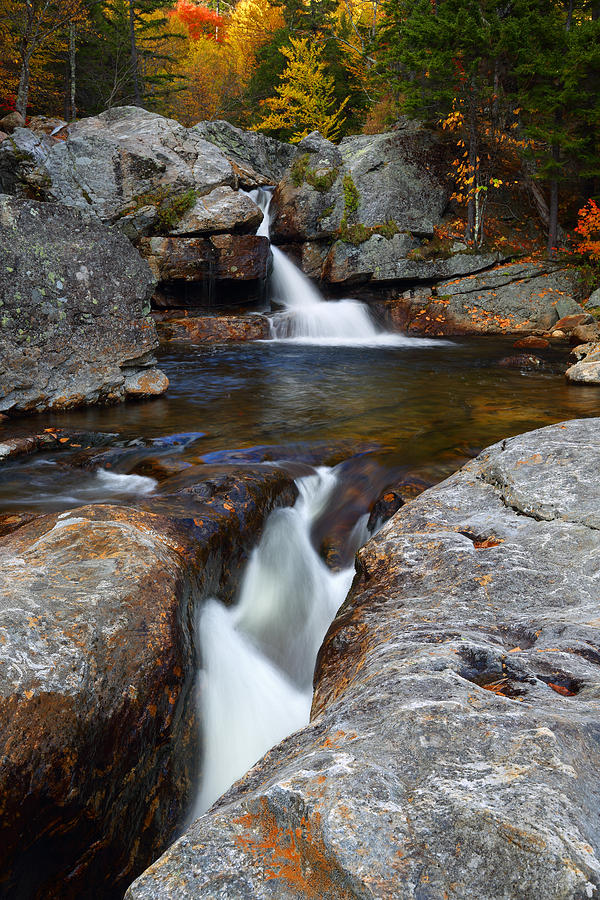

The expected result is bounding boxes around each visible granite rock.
[0,194,166,415]
[126,418,600,900]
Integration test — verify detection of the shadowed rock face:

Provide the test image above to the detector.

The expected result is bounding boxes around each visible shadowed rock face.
[126,418,600,900]
[0,194,167,415]
[0,463,300,899]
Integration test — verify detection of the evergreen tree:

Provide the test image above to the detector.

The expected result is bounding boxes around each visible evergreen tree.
[380,0,516,242]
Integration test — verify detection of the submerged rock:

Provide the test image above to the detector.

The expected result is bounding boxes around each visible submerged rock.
[126,418,600,900]
[0,194,167,415]
[498,353,543,369]
[157,314,270,343]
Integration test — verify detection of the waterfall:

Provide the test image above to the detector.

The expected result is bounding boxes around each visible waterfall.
[249,187,441,347]
[193,466,357,815]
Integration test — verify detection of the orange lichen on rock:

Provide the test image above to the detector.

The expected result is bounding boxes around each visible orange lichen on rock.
[233,799,355,898]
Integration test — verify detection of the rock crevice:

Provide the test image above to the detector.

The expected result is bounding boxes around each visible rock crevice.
[126,418,600,900]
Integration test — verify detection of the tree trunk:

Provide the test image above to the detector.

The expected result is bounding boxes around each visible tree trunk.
[128,0,142,106]
[565,0,574,31]
[68,24,77,121]
[465,85,478,242]
[16,56,31,118]
[547,141,560,257]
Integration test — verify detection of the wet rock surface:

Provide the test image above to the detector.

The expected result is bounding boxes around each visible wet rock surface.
[566,341,600,384]
[140,234,270,288]
[127,418,600,900]
[157,314,270,343]
[0,194,166,415]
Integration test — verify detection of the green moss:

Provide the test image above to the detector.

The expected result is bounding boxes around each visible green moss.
[338,218,399,246]
[116,186,197,234]
[408,235,453,261]
[339,222,371,245]
[291,154,310,187]
[290,154,338,192]
[342,174,360,215]
[155,188,197,231]
[308,168,338,192]
[373,220,399,239]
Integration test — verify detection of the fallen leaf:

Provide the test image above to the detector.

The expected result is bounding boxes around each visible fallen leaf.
[549,682,576,696]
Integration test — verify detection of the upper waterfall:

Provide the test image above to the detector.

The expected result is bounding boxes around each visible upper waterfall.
[249,188,444,347]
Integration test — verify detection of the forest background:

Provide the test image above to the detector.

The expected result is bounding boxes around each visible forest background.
[0,0,599,258]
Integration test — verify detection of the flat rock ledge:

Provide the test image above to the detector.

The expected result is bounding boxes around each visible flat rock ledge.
[127,418,600,900]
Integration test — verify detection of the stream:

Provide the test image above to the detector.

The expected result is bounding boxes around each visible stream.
[4,193,600,835]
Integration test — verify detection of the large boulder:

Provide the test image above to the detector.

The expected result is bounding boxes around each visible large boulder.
[0,107,235,222]
[0,460,301,899]
[139,234,270,294]
[126,418,600,900]
[191,120,296,187]
[0,194,167,415]
[382,262,585,335]
[269,121,449,246]
[566,341,600,383]
[167,185,262,236]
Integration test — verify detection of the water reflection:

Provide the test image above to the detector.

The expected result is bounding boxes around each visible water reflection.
[2,337,600,510]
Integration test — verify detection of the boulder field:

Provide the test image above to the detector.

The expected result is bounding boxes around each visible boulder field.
[1,108,590,335]
[126,418,600,900]
[0,108,278,305]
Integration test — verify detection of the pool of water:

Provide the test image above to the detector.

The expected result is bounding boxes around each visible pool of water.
[2,336,599,513]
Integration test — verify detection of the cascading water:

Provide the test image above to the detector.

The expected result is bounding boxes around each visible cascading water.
[193,466,359,815]
[249,187,442,346]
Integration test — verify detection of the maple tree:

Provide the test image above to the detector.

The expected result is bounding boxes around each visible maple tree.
[576,200,600,262]
[170,0,224,40]
[0,0,93,116]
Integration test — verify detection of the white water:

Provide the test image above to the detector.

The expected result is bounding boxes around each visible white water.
[194,466,356,815]
[249,187,445,347]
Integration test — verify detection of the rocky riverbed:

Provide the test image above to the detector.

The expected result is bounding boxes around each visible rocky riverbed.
[126,418,600,900]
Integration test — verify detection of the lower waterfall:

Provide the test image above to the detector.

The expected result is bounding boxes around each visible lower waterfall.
[193,466,358,815]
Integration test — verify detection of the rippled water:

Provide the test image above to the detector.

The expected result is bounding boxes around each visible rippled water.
[2,338,600,512]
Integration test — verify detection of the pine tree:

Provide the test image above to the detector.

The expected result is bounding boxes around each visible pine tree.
[380,0,514,242]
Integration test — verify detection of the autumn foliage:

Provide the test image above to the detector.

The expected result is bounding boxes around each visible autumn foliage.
[170,0,224,41]
[575,200,600,263]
